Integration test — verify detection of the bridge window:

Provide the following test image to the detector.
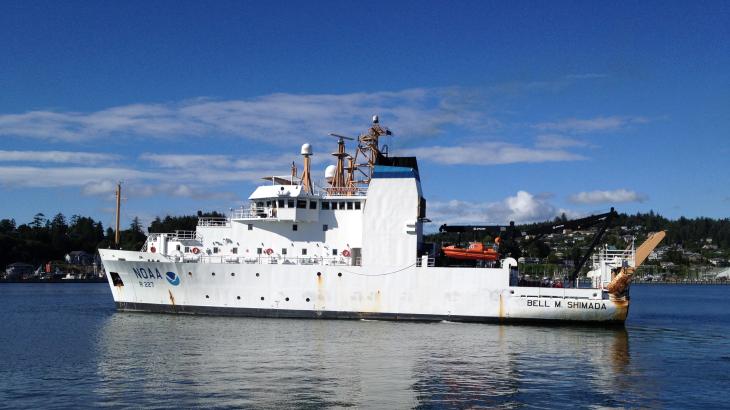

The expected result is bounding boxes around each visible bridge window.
[266,201,271,207]
[232,247,238,254]
[297,200,307,208]
[323,224,328,231]
[248,224,253,230]
[257,248,262,255]
[287,200,294,208]
[302,248,307,255]
[355,201,361,210]
[347,201,353,210]
[332,249,337,256]
[282,248,287,255]
[339,201,346,210]
[309,201,317,210]
[278,199,285,208]
[256,201,264,208]
[184,246,190,252]
[213,247,219,254]
[321,201,330,210]
[176,245,181,251]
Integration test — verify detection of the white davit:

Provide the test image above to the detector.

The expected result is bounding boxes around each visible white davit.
[100,117,662,325]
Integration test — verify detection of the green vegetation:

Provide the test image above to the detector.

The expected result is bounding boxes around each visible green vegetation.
[2,209,729,274]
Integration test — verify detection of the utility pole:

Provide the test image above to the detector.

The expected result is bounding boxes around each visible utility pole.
[115,182,121,248]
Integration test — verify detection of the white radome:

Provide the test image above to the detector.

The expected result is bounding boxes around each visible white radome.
[301,143,312,156]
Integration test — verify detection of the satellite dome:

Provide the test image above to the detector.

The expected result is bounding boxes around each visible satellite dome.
[325,164,336,182]
[301,143,312,156]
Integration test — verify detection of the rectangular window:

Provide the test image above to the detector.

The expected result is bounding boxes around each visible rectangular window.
[287,200,294,208]
[293,224,298,231]
[248,224,253,231]
[282,248,287,255]
[321,201,329,210]
[232,247,238,254]
[213,247,219,254]
[278,199,285,208]
[184,246,190,253]
[309,201,317,210]
[257,248,262,255]
[323,224,328,231]
[266,201,271,207]
[302,248,307,255]
[256,201,264,208]
[354,201,361,210]
[347,201,353,210]
[339,201,346,210]
[297,200,307,209]
[332,249,338,256]
[176,245,181,251]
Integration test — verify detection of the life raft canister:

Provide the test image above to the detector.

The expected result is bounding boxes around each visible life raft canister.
[192,247,200,255]
[265,248,274,255]
[342,249,351,257]
[150,246,156,253]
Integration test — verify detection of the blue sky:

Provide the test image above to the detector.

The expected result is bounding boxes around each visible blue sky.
[1,0,728,231]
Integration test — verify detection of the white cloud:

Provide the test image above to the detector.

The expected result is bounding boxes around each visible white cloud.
[0,88,491,145]
[534,116,650,134]
[534,134,591,149]
[569,189,647,204]
[0,166,155,188]
[429,190,572,226]
[409,141,586,165]
[0,150,119,164]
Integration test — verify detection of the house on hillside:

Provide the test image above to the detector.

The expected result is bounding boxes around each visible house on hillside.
[67,251,95,266]
[4,262,34,280]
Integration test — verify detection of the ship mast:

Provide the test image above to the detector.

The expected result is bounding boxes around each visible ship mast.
[351,114,392,187]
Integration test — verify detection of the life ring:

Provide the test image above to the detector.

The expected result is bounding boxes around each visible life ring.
[192,247,200,255]
[265,248,274,255]
[150,246,156,253]
[342,249,351,257]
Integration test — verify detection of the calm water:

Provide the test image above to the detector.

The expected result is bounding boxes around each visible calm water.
[1,284,729,409]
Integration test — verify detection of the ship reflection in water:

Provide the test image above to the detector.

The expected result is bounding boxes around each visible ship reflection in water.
[94,313,651,408]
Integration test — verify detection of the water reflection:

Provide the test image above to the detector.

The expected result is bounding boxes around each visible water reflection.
[92,312,657,408]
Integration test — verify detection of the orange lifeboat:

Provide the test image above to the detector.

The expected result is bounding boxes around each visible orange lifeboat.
[442,242,499,261]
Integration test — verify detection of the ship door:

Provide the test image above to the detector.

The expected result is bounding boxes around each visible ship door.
[351,248,361,266]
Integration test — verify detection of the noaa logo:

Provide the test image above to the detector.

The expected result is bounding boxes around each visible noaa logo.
[165,271,180,286]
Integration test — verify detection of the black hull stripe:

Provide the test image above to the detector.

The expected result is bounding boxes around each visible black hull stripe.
[115,302,625,327]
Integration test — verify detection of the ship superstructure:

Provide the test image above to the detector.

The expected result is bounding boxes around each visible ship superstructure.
[100,116,663,324]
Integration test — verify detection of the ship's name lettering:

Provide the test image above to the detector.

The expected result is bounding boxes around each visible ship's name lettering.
[132,267,163,280]
[527,299,607,310]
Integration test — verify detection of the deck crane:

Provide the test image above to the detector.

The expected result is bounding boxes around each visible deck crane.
[438,208,619,284]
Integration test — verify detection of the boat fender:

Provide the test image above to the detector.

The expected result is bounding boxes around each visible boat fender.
[265,248,274,255]
[192,247,200,255]
[342,249,351,257]
[150,246,156,253]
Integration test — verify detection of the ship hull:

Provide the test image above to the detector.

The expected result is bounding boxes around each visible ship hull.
[100,249,628,325]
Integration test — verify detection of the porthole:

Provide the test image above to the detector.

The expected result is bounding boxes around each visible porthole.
[260,296,265,301]
[510,290,514,294]
[237,296,241,300]
[306,298,310,302]
[188,272,192,276]
[205,295,209,299]
[212,272,216,276]
[256,272,260,277]
[338,272,342,277]
[316,272,321,277]
[285,297,290,301]
[231,272,235,277]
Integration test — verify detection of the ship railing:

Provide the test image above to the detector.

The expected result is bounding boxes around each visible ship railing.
[416,255,436,267]
[230,207,271,219]
[183,255,360,266]
[141,230,201,251]
[197,217,230,227]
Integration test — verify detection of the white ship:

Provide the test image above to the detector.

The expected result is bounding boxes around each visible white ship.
[99,116,664,324]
